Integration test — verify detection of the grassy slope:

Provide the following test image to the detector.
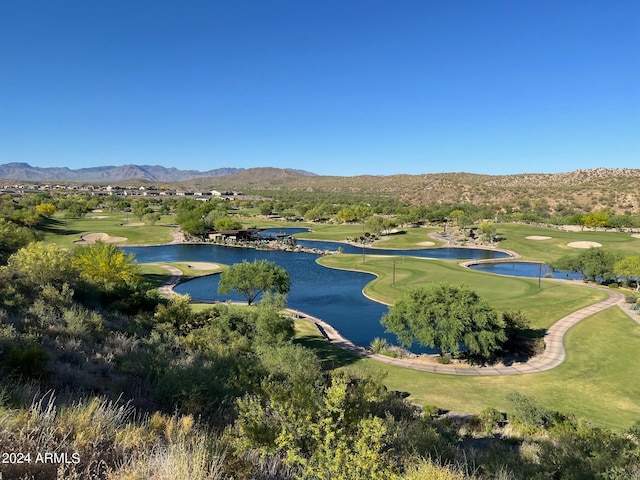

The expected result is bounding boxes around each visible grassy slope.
[295,306,640,430]
[40,212,175,247]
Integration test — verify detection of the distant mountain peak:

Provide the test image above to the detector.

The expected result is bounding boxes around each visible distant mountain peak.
[0,163,317,182]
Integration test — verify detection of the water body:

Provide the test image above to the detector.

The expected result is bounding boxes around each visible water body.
[123,230,509,350]
[468,261,582,280]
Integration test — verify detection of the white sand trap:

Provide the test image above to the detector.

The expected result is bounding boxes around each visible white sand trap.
[75,232,128,245]
[417,241,435,246]
[526,236,552,240]
[186,262,220,270]
[87,215,108,219]
[567,241,602,249]
[122,222,145,227]
[632,234,640,239]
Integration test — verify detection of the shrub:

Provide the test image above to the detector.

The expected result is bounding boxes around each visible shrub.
[370,337,389,354]
[437,354,452,364]
[480,407,507,433]
[422,404,440,417]
[4,344,49,379]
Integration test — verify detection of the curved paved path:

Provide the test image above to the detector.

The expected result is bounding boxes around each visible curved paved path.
[289,287,630,376]
[147,263,183,296]
[150,262,634,376]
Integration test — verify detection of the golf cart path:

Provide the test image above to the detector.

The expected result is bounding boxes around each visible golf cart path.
[150,263,633,376]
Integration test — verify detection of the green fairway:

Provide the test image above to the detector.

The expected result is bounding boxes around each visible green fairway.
[494,223,640,262]
[140,262,223,289]
[295,306,640,430]
[318,253,609,329]
[40,212,175,247]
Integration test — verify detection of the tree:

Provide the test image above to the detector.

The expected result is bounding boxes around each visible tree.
[35,203,56,217]
[582,211,609,229]
[144,212,162,226]
[478,221,497,243]
[381,282,506,360]
[551,248,621,282]
[7,242,76,286]
[0,219,39,265]
[614,256,640,291]
[213,216,242,231]
[72,241,140,291]
[131,202,151,221]
[337,207,358,223]
[218,259,290,305]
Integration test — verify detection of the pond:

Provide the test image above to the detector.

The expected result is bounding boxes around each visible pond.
[123,230,510,351]
[467,261,582,280]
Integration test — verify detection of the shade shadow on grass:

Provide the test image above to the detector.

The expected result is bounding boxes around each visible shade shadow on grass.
[37,218,83,236]
[294,334,360,370]
[142,273,171,289]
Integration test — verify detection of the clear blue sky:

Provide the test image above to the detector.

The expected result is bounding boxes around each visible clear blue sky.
[1,1,638,176]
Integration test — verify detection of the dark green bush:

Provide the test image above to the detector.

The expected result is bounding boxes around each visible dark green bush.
[4,344,49,379]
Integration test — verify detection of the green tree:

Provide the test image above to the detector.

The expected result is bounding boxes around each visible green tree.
[66,201,91,218]
[614,256,640,291]
[478,221,497,243]
[337,207,358,223]
[259,202,274,216]
[0,219,39,265]
[131,202,152,221]
[254,293,295,346]
[367,215,398,235]
[218,259,290,305]
[381,282,506,360]
[144,212,162,226]
[551,248,622,282]
[213,216,242,231]
[72,241,140,291]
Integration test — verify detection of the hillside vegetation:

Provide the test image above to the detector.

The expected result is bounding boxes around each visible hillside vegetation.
[188,167,640,214]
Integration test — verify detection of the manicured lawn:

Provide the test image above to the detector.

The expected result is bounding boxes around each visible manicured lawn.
[140,262,223,289]
[243,220,640,261]
[318,254,609,329]
[295,307,640,430]
[494,223,640,262]
[39,212,175,247]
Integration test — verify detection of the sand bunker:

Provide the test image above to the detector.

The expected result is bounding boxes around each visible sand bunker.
[567,241,602,249]
[526,236,552,240]
[75,233,128,245]
[87,215,108,219]
[186,262,220,270]
[417,241,436,246]
[122,222,145,227]
[632,234,640,239]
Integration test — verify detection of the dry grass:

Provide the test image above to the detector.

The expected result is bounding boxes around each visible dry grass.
[0,389,227,480]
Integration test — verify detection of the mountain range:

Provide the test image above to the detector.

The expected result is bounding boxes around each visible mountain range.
[0,163,315,182]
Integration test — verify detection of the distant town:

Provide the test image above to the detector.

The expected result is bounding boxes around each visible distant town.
[0,182,244,201]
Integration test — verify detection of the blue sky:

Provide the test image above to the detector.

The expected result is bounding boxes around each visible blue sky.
[1,1,638,176]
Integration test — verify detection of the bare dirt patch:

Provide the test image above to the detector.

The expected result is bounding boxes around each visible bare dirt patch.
[186,262,220,270]
[122,222,145,227]
[74,233,128,245]
[567,241,602,249]
[526,235,552,240]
